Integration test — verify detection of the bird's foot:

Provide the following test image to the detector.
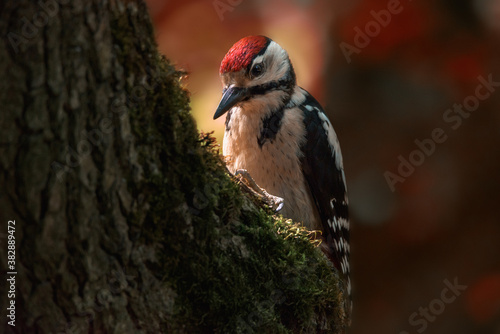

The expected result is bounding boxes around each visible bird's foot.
[234,169,284,212]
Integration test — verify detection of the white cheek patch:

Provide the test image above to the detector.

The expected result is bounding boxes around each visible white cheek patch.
[250,41,290,86]
[252,55,264,66]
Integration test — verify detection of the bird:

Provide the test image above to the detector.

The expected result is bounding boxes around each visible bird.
[214,35,350,313]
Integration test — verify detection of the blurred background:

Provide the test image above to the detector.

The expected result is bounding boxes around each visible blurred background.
[144,0,500,333]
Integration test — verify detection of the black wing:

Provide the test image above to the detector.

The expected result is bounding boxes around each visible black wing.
[298,89,350,291]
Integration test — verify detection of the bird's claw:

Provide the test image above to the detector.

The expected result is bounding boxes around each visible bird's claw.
[235,169,284,212]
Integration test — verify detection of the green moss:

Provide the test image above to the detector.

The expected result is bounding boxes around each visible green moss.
[110,7,346,332]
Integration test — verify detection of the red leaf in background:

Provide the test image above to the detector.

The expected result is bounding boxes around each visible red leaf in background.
[466,273,500,323]
[444,49,487,87]
[337,0,433,62]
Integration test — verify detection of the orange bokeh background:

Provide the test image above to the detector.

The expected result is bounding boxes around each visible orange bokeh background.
[145,1,500,333]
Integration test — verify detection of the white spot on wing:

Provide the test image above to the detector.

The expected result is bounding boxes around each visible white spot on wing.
[317,111,344,169]
[341,255,349,275]
[330,198,338,209]
[337,217,349,231]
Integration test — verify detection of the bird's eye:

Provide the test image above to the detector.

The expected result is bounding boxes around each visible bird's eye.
[250,63,264,78]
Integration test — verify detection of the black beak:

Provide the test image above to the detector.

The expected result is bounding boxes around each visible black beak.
[213,86,248,120]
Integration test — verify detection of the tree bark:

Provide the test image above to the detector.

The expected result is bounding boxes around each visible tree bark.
[0,0,347,333]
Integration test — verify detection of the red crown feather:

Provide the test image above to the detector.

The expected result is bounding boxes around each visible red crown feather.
[220,36,270,74]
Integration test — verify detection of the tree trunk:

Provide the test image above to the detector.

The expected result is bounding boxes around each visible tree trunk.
[0,0,347,333]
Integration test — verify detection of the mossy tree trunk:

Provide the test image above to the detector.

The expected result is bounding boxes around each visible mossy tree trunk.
[0,0,347,333]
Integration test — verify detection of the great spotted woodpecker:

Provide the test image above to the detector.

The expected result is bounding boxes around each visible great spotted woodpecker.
[214,35,350,312]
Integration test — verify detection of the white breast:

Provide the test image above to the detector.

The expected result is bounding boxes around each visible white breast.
[223,104,322,231]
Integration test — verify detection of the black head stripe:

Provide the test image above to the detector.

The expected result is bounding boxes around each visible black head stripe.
[247,37,272,76]
[247,68,296,97]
